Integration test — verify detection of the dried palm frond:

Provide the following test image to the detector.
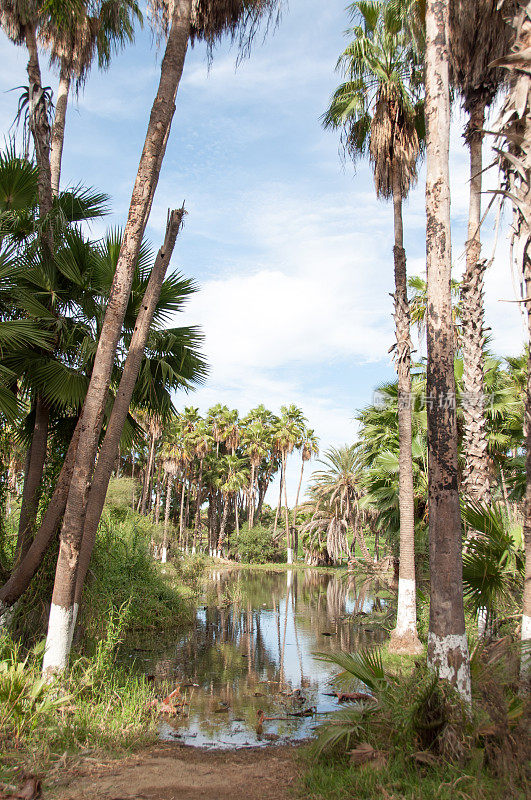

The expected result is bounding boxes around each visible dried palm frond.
[369,87,419,199]
[449,0,515,120]
[149,0,282,55]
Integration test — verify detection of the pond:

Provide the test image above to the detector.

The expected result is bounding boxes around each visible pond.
[123,568,388,749]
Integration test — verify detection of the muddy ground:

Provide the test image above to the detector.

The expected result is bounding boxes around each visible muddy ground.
[48,743,304,800]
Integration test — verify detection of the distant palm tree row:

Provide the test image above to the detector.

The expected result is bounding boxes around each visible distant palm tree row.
[121,403,318,564]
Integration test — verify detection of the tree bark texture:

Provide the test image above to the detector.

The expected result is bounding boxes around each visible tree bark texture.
[460,101,491,503]
[15,397,50,565]
[425,0,471,702]
[50,60,71,196]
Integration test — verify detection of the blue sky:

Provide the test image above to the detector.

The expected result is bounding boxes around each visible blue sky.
[0,0,524,503]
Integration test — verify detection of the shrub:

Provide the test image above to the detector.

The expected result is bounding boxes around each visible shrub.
[237,525,282,564]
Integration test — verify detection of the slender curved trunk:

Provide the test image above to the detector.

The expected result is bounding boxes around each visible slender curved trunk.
[389,173,422,655]
[425,0,471,702]
[162,475,173,563]
[141,432,156,515]
[154,469,165,525]
[248,463,256,529]
[179,474,186,548]
[70,210,184,610]
[282,453,292,563]
[23,23,52,218]
[0,424,80,614]
[194,458,204,549]
[15,27,53,567]
[218,495,230,556]
[50,60,71,196]
[460,100,490,503]
[273,463,283,540]
[15,397,50,565]
[292,459,305,539]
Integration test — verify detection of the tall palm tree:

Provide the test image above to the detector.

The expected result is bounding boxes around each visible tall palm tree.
[241,418,268,529]
[42,0,280,675]
[324,0,423,653]
[191,420,213,553]
[424,0,471,701]
[274,404,306,563]
[292,427,318,553]
[40,0,142,195]
[302,445,370,565]
[449,0,512,503]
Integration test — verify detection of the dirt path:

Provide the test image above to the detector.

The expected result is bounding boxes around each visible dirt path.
[50,743,304,800]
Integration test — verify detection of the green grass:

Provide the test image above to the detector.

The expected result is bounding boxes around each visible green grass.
[298,749,524,800]
[0,618,158,788]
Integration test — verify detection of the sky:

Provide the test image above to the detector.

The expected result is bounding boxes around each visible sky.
[0,0,525,504]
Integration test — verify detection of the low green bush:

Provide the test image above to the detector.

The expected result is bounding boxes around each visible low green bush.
[236,525,282,564]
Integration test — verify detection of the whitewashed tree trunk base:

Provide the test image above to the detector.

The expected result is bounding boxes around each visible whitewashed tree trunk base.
[389,578,423,654]
[520,614,531,688]
[161,546,167,563]
[427,631,471,703]
[43,603,75,675]
[287,548,293,565]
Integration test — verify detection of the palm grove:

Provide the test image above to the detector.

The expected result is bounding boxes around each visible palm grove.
[0,0,528,726]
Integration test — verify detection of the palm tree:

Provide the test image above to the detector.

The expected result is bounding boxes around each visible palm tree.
[274,404,306,563]
[40,0,142,195]
[241,419,268,529]
[42,0,280,675]
[190,420,213,553]
[302,445,370,565]
[324,0,423,653]
[292,427,319,553]
[448,0,512,504]
[424,0,471,701]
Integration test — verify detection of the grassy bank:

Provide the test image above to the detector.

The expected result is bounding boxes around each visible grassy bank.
[0,508,206,788]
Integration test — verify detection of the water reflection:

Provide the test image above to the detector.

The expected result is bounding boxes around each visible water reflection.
[124,569,386,749]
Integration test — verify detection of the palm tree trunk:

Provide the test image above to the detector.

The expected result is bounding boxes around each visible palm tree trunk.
[43,207,186,673]
[194,459,204,552]
[389,174,422,655]
[0,423,80,615]
[218,495,230,556]
[282,453,292,563]
[292,459,304,535]
[154,469,165,525]
[272,464,283,540]
[460,100,490,503]
[162,475,172,563]
[141,433,156,515]
[425,0,471,702]
[179,474,186,548]
[14,397,50,565]
[248,463,255,528]
[23,23,52,218]
[70,210,184,611]
[50,59,71,196]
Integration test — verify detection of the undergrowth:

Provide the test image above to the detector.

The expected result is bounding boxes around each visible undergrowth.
[0,606,157,787]
[302,640,529,800]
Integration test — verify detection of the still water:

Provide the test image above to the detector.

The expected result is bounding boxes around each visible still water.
[124,568,387,749]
